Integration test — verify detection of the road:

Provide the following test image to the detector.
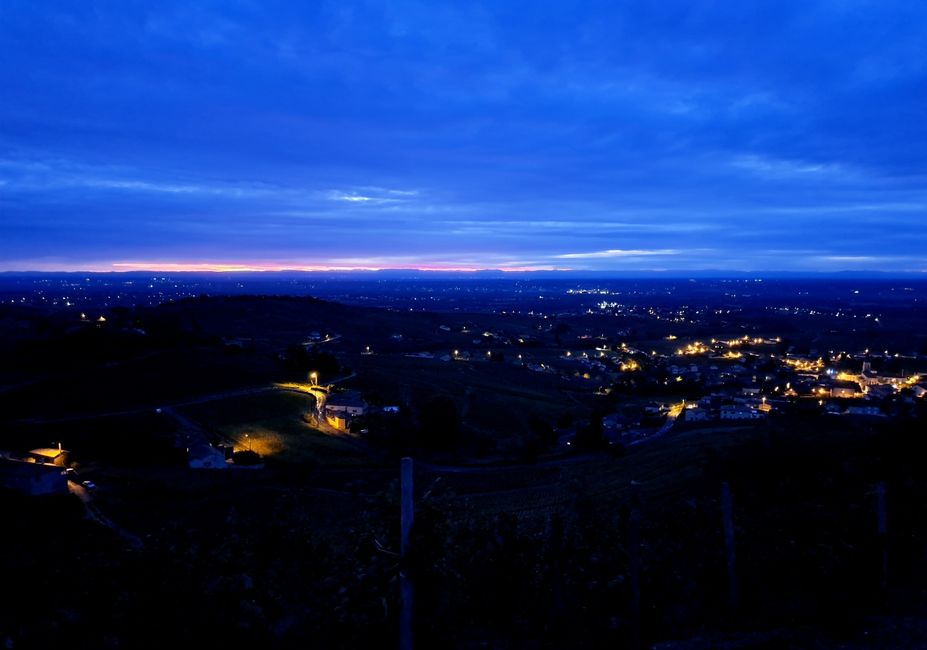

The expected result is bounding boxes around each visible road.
[276,371,357,411]
[16,372,366,456]
[68,480,143,548]
[301,333,342,347]
[629,402,684,446]
[15,383,315,425]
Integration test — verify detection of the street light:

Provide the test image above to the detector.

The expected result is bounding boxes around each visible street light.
[244,433,251,452]
[309,372,318,386]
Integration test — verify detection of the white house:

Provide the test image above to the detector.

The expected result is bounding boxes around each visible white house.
[719,405,764,420]
[0,458,68,495]
[685,407,712,422]
[325,391,368,417]
[188,441,228,469]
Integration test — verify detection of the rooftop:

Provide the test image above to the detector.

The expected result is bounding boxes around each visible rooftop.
[29,448,66,459]
[326,391,368,408]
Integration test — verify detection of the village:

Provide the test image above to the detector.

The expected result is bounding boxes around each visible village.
[4,303,927,499]
[1,285,927,649]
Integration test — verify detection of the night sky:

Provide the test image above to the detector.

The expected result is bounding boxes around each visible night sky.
[2,1,927,273]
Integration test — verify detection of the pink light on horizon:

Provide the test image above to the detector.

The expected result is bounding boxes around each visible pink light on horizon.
[106,261,568,273]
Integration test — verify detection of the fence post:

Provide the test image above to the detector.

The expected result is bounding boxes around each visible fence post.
[721,481,738,613]
[875,481,887,591]
[400,457,414,650]
[628,482,642,649]
[547,514,566,640]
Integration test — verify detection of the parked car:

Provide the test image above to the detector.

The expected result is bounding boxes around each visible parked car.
[81,480,97,491]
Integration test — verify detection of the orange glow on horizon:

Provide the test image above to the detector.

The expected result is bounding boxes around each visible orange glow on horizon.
[108,261,568,273]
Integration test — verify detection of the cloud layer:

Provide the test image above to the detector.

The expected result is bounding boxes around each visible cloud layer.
[2,1,927,271]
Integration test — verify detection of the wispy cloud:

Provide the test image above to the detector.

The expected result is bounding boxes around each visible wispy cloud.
[818,256,881,263]
[555,249,680,259]
[814,255,927,265]
[83,179,219,194]
[108,255,566,273]
[1,156,422,207]
[324,187,418,204]
[443,220,716,235]
[729,155,848,180]
[0,157,284,198]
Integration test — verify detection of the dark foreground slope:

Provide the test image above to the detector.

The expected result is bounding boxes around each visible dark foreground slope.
[4,413,927,648]
[3,295,927,648]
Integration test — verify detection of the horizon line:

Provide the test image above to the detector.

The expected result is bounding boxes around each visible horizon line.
[2,267,926,278]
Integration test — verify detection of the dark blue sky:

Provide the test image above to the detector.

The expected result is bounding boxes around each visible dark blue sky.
[2,1,927,272]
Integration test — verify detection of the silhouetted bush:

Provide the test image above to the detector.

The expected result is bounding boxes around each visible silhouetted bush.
[232,450,261,465]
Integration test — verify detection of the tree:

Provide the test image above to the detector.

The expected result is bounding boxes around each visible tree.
[283,345,340,378]
[232,450,261,465]
[417,395,461,449]
[574,415,606,450]
[552,322,571,345]
[529,413,558,449]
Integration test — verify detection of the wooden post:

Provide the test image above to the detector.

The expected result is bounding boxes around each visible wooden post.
[546,514,566,641]
[628,482,642,649]
[875,481,887,591]
[721,481,738,612]
[401,458,414,555]
[400,457,414,650]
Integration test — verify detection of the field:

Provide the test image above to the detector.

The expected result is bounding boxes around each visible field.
[347,352,587,439]
[178,390,373,466]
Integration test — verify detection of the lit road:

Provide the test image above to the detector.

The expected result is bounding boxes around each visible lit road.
[14,379,347,426]
[273,375,366,440]
[68,479,92,503]
[629,401,684,447]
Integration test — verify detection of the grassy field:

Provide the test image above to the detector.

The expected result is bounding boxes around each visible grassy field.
[435,423,760,521]
[178,391,372,466]
[348,352,586,432]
